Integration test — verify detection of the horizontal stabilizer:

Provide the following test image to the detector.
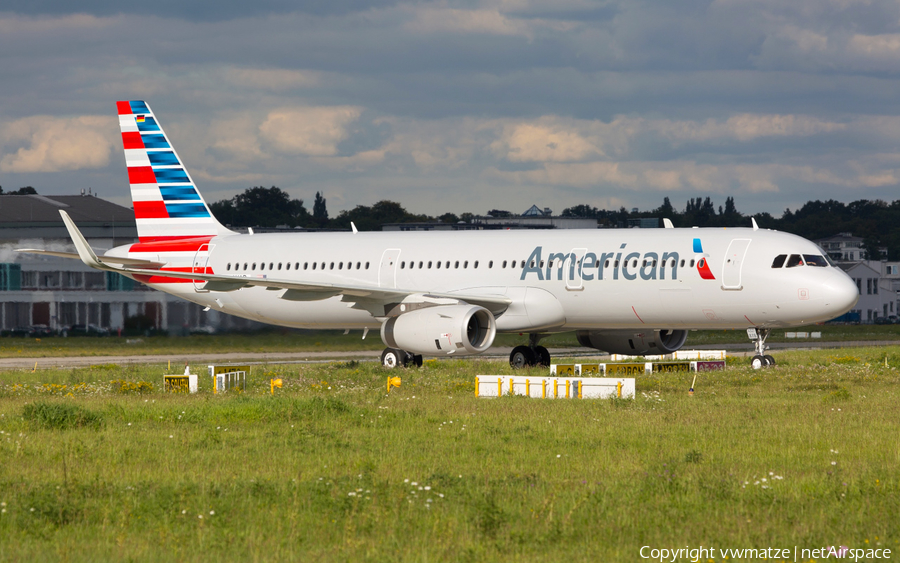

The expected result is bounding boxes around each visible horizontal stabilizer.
[15,248,165,269]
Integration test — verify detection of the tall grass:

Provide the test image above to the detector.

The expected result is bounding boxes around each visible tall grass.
[0,348,898,561]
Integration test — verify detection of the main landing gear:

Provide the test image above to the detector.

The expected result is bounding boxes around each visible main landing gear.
[748,327,776,369]
[509,334,552,369]
[380,348,423,369]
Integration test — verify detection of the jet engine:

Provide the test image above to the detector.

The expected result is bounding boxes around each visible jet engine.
[576,329,687,356]
[381,304,496,356]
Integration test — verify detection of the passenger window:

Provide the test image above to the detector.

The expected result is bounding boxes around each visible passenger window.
[339,262,344,270]
[322,262,326,270]
[475,261,480,268]
[772,254,787,268]
[401,261,405,269]
[227,263,231,271]
[260,263,265,271]
[329,263,334,270]
[312,263,317,270]
[269,263,274,270]
[604,260,609,268]
[252,263,257,271]
[357,262,361,269]
[804,255,828,267]
[502,260,507,268]
[436,261,441,269]
[428,261,432,268]
[689,259,694,267]
[455,261,460,269]
[786,254,804,268]
[243,263,248,270]
[295,263,299,269]
[488,261,492,268]
[366,262,370,269]
[680,259,685,267]
[464,261,468,269]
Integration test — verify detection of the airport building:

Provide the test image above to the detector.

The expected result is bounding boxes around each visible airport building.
[0,193,256,334]
[815,233,899,322]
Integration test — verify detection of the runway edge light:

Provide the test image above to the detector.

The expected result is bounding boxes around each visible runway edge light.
[387,376,402,393]
[270,378,283,395]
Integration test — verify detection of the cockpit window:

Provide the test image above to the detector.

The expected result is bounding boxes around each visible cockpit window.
[785,254,804,268]
[771,254,787,268]
[803,254,828,267]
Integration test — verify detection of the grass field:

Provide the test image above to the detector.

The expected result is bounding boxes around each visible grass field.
[0,348,898,562]
[1,324,899,359]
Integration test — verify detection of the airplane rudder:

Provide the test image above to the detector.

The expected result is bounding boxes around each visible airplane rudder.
[116,100,230,241]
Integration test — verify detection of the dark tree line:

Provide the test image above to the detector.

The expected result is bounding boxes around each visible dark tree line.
[560,196,899,259]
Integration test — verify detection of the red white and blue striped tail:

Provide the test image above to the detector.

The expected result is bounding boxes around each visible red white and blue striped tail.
[116,101,232,243]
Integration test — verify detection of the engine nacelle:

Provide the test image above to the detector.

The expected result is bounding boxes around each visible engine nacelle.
[576,329,687,356]
[381,304,497,356]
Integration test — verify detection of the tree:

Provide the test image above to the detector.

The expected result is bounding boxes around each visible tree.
[332,200,427,231]
[654,197,675,218]
[313,192,328,226]
[561,204,599,218]
[8,186,37,195]
[439,212,459,224]
[209,186,309,228]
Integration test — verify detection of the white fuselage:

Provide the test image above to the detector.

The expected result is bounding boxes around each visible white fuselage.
[113,226,859,332]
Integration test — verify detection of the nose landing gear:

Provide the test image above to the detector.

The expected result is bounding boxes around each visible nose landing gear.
[748,327,775,369]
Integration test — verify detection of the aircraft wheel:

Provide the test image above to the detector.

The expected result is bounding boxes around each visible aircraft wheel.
[534,345,551,367]
[750,354,765,370]
[381,348,407,368]
[509,346,535,369]
[763,355,776,366]
[411,354,424,368]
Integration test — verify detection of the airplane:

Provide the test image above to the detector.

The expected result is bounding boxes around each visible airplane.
[18,101,859,370]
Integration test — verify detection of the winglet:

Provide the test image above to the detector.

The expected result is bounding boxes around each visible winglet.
[663,218,674,229]
[59,210,107,270]
[751,217,759,231]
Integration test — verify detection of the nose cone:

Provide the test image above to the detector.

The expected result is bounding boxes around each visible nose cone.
[822,269,859,317]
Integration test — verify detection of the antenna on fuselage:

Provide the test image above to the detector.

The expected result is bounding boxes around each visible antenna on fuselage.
[751,217,759,231]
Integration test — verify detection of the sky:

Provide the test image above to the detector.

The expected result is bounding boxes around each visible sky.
[2,0,900,219]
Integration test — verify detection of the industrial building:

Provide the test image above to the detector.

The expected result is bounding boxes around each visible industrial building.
[0,193,256,334]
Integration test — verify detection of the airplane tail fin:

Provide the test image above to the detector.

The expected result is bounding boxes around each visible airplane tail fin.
[116,100,234,242]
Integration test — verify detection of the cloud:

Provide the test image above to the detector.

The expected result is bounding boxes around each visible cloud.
[405,7,532,37]
[259,106,362,156]
[493,122,601,162]
[0,115,114,173]
[221,67,320,91]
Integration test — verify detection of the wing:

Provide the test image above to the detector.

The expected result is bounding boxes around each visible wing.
[18,210,512,317]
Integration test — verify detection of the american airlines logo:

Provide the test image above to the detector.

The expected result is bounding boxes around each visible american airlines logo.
[520,238,715,282]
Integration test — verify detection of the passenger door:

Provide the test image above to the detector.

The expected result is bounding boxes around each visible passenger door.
[721,239,751,290]
[378,248,401,288]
